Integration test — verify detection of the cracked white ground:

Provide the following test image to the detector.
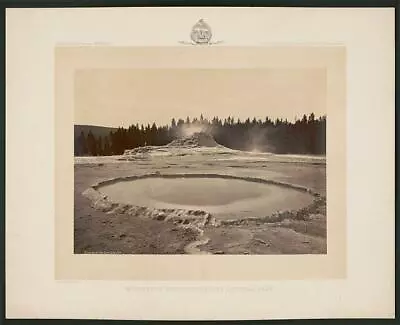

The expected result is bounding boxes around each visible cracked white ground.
[75,138,326,255]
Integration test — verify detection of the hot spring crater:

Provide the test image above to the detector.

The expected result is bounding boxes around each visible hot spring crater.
[84,173,317,223]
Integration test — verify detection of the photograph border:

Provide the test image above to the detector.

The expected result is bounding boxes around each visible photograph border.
[55,46,346,281]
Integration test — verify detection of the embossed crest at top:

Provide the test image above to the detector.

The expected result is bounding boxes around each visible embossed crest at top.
[190,19,212,44]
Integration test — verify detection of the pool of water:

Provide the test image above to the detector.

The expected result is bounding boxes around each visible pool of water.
[98,176,314,220]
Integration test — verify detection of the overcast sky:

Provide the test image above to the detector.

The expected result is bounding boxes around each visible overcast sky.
[74,68,326,128]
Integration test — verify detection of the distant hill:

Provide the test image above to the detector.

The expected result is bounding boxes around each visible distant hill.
[74,125,117,156]
[74,124,117,139]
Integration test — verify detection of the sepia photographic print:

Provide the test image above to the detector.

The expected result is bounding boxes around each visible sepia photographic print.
[73,49,330,256]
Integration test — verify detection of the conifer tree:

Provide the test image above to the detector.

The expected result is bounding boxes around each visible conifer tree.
[77,131,88,156]
[86,131,97,156]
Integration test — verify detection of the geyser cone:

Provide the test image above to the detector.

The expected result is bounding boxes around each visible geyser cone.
[167,132,222,148]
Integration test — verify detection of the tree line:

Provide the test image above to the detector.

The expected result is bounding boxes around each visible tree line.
[75,113,326,156]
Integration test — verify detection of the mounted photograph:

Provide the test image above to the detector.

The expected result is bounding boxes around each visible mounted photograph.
[7,6,394,320]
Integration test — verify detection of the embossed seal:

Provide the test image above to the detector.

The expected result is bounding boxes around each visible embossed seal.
[179,19,222,45]
[190,19,212,44]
